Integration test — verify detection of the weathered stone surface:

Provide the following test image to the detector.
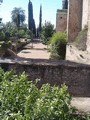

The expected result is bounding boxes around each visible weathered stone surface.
[1,59,90,97]
[56,9,67,32]
[87,0,90,52]
[82,0,89,29]
[67,0,82,42]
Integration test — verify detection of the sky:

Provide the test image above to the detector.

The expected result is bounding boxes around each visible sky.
[0,0,62,28]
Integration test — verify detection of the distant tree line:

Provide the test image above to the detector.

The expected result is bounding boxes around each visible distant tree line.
[28,0,42,38]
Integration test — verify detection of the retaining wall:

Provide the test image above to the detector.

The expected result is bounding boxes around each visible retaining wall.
[0,59,90,97]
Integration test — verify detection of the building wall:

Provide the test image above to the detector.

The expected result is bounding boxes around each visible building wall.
[87,0,90,52]
[82,0,89,29]
[56,9,67,32]
[67,0,82,43]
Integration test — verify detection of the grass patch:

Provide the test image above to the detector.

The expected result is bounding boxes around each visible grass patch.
[73,26,88,51]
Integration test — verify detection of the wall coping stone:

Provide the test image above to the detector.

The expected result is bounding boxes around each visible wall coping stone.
[57,9,67,13]
[0,58,90,68]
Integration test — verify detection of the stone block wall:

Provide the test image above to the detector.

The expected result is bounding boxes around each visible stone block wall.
[1,59,90,97]
[56,9,67,32]
[82,0,89,29]
[87,0,90,53]
[67,0,82,42]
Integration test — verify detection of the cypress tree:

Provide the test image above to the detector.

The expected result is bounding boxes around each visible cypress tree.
[33,19,36,37]
[17,13,20,29]
[28,0,36,37]
[62,0,68,9]
[0,0,3,23]
[39,5,42,34]
[28,0,34,31]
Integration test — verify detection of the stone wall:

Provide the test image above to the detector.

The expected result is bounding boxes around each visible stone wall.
[67,0,82,42]
[87,0,90,52]
[1,59,90,97]
[56,9,67,32]
[82,0,89,29]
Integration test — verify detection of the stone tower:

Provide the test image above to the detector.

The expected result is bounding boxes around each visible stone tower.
[56,0,68,32]
[62,0,68,9]
[67,0,82,42]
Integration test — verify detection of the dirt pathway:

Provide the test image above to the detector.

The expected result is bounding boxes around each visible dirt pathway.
[17,40,50,59]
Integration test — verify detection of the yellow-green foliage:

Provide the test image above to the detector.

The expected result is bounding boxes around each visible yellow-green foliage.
[50,32,67,60]
[0,31,5,41]
[0,68,89,120]
[73,26,88,50]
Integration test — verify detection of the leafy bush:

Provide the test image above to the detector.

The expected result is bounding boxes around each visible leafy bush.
[40,22,55,45]
[0,68,89,120]
[50,32,67,60]
[18,29,26,38]
[5,31,11,41]
[0,69,35,119]
[0,31,5,41]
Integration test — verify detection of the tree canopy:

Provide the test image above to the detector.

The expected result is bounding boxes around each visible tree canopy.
[11,7,26,28]
[40,22,55,44]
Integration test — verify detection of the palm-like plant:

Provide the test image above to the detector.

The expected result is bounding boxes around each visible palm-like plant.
[11,7,25,28]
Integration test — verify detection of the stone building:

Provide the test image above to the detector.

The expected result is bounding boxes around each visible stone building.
[56,0,68,32]
[56,0,90,55]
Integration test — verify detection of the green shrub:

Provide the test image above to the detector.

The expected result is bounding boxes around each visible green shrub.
[0,68,36,119]
[50,32,67,60]
[73,26,88,51]
[18,39,21,43]
[11,27,18,37]
[0,31,5,41]
[0,68,89,120]
[18,29,25,38]
[5,32,10,41]
[40,22,55,45]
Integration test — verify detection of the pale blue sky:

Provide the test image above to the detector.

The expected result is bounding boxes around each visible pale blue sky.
[0,0,62,27]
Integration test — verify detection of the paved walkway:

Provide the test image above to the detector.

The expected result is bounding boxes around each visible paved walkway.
[71,97,90,114]
[17,41,50,59]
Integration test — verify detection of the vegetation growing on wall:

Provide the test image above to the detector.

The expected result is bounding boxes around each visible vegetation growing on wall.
[73,25,88,51]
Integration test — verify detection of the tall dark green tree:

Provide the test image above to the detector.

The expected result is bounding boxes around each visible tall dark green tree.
[0,0,3,24]
[28,0,36,37]
[33,19,36,37]
[28,0,33,31]
[39,5,42,34]
[62,0,68,9]
[11,7,25,28]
